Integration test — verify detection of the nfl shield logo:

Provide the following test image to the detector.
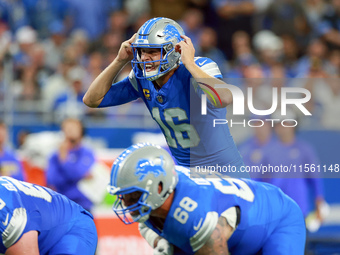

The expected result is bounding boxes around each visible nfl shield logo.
[157,95,163,103]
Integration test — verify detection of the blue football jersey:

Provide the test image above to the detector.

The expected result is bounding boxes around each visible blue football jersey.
[143,166,305,254]
[0,177,94,254]
[99,58,244,170]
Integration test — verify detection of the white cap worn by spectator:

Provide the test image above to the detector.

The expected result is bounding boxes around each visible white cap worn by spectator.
[68,66,86,82]
[253,30,283,53]
[16,26,37,44]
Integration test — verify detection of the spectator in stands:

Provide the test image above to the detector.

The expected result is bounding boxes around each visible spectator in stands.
[52,66,87,121]
[280,34,300,77]
[0,0,29,32]
[179,8,205,49]
[12,26,37,76]
[0,120,25,180]
[67,0,116,40]
[228,30,258,78]
[0,21,11,62]
[303,0,328,34]
[303,55,340,129]
[150,0,191,21]
[195,26,229,75]
[21,0,71,39]
[107,10,129,40]
[212,0,255,59]
[253,30,284,77]
[295,38,331,77]
[43,20,68,71]
[264,0,311,49]
[42,54,77,113]
[316,0,340,49]
[46,118,95,211]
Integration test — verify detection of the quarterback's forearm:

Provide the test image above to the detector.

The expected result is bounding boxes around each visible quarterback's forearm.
[186,62,233,108]
[83,58,128,108]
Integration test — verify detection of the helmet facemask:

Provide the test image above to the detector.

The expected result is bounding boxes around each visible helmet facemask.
[131,42,179,81]
[110,186,152,224]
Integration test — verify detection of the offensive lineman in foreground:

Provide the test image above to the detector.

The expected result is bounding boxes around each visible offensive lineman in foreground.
[107,143,306,255]
[0,177,97,255]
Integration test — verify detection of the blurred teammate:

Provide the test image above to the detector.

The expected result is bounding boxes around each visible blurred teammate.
[107,143,306,255]
[259,115,325,221]
[0,121,25,181]
[0,176,97,254]
[46,118,95,211]
[239,118,274,171]
[83,17,246,177]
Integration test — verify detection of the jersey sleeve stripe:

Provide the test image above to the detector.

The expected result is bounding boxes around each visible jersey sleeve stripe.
[221,207,238,229]
[200,64,222,77]
[190,211,218,252]
[2,208,27,248]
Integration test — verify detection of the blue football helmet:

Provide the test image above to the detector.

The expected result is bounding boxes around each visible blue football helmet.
[131,17,184,81]
[107,143,178,224]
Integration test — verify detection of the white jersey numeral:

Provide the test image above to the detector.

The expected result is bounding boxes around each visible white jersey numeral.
[211,178,254,202]
[152,107,200,149]
[174,197,198,224]
[1,177,52,203]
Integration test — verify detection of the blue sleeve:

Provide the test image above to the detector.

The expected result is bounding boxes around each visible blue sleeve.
[46,154,67,187]
[98,77,140,107]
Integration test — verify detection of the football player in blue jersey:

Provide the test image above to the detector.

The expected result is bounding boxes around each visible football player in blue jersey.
[83,17,246,177]
[107,143,306,255]
[0,177,97,255]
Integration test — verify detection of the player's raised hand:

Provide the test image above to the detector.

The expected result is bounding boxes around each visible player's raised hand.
[175,35,195,68]
[117,33,137,63]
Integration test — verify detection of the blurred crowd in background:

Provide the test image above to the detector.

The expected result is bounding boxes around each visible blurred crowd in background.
[0,3,340,253]
[0,0,340,130]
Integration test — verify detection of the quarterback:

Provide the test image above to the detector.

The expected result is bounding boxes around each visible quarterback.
[83,17,245,176]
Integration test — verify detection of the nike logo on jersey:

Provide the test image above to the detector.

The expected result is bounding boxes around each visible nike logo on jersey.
[194,218,203,231]
[198,59,207,66]
[2,214,9,226]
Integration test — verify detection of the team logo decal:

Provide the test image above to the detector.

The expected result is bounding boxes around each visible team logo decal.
[135,158,166,181]
[163,24,181,41]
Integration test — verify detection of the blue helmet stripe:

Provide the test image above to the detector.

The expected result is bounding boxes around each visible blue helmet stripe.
[139,17,163,39]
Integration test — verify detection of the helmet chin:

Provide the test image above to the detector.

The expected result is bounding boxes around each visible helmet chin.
[144,69,161,81]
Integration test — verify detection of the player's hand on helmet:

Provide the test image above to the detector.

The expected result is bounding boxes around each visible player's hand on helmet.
[117,33,137,63]
[153,238,174,255]
[175,35,195,68]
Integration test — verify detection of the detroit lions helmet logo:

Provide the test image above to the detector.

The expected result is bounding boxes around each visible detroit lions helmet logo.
[135,157,166,181]
[162,24,182,42]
